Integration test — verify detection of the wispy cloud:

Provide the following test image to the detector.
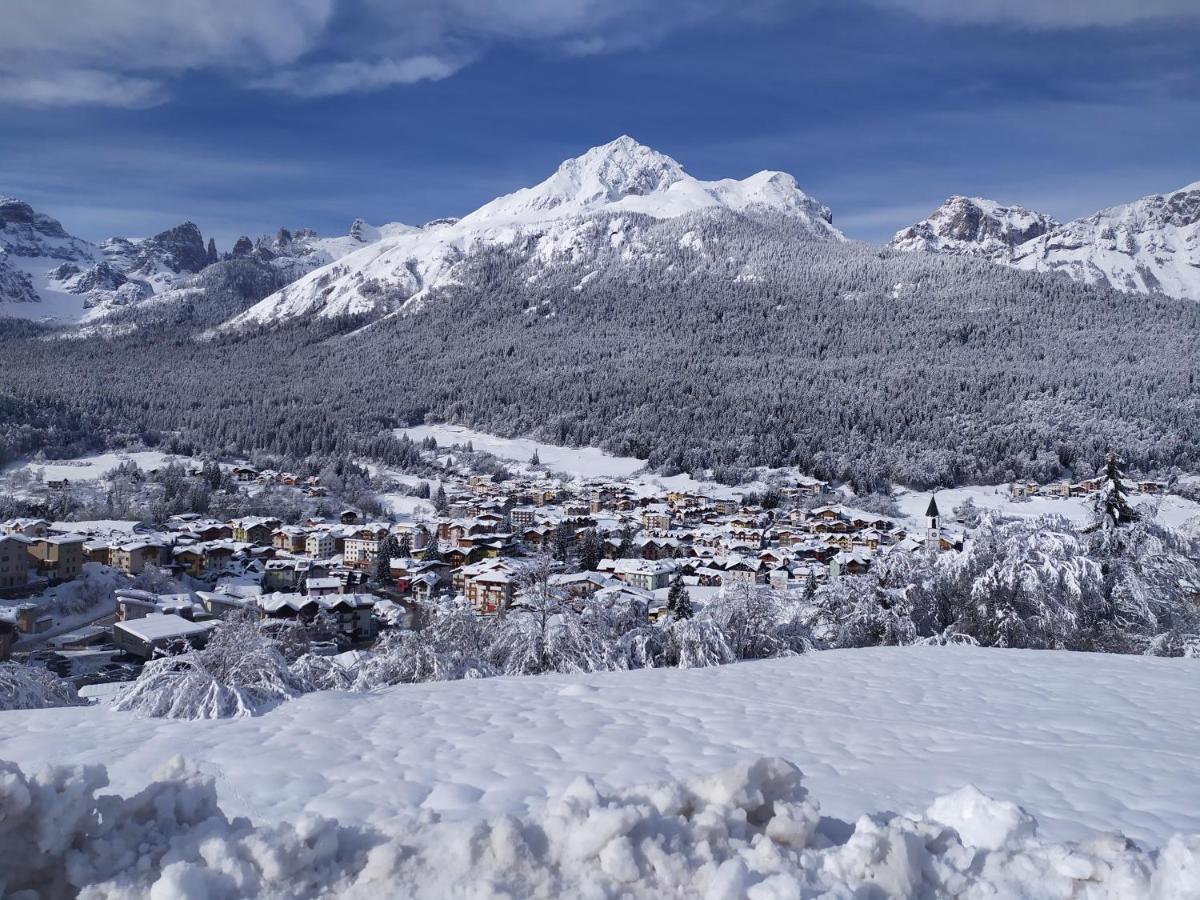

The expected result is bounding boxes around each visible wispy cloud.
[0,0,333,107]
[872,0,1200,28]
[5,0,1197,108]
[0,0,785,107]
[251,54,465,98]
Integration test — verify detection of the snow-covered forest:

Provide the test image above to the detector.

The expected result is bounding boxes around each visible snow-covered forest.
[1,211,1198,489]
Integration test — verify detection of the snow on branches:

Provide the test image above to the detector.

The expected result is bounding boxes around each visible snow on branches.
[114,614,309,719]
[0,662,86,711]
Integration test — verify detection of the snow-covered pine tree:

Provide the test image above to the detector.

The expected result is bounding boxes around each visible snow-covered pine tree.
[666,572,692,619]
[1093,453,1140,529]
[579,528,603,572]
[553,523,575,563]
[434,484,449,515]
[374,533,401,584]
[530,448,540,465]
[396,532,412,559]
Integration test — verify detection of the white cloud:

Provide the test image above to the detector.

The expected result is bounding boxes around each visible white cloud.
[0,70,166,109]
[3,0,1194,108]
[0,0,334,107]
[874,0,1200,27]
[252,55,465,97]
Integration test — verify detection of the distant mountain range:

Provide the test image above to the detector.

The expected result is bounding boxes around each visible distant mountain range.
[0,198,399,324]
[888,183,1200,301]
[2,138,1197,328]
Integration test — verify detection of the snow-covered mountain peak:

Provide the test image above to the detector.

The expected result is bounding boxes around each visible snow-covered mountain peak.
[888,182,1200,301]
[888,196,1060,257]
[0,197,94,260]
[218,139,843,332]
[464,135,687,224]
[464,136,841,231]
[1006,181,1200,300]
[547,134,687,204]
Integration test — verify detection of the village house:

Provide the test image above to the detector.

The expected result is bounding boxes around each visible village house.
[111,541,165,576]
[467,569,515,613]
[113,613,215,659]
[721,557,762,588]
[2,518,51,538]
[640,504,673,531]
[305,576,343,597]
[613,558,674,591]
[305,530,336,558]
[25,533,86,583]
[0,534,30,593]
[343,525,390,569]
[829,550,873,578]
[273,526,308,553]
[257,592,377,642]
[232,517,281,545]
[172,546,207,578]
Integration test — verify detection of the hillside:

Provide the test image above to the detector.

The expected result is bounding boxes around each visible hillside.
[1,140,1198,487]
[3,647,1199,895]
[1,207,1198,487]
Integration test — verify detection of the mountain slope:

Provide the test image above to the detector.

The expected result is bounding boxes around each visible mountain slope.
[220,136,843,331]
[888,196,1059,257]
[0,197,102,319]
[890,183,1200,301]
[0,197,404,325]
[1008,180,1200,300]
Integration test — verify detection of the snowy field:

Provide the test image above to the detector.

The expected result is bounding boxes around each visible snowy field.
[5,646,1198,847]
[2,449,175,484]
[397,424,647,479]
[895,484,1200,531]
[5,646,1200,896]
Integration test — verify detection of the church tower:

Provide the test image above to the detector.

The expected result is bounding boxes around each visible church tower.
[925,495,940,545]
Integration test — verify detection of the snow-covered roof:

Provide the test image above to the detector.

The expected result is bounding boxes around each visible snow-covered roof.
[114,614,214,643]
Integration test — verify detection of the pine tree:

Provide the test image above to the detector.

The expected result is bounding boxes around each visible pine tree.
[579,528,603,571]
[553,523,575,563]
[374,534,400,584]
[666,572,692,619]
[1093,453,1140,529]
[616,524,635,559]
[434,484,449,515]
[421,526,440,562]
[530,448,540,465]
[396,532,412,560]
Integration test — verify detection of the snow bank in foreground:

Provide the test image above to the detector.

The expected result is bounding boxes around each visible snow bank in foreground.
[2,755,1196,899]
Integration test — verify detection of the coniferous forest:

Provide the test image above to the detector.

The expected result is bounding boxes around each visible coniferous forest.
[1,210,1197,488]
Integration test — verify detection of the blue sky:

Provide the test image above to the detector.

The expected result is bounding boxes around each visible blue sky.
[2,0,1198,247]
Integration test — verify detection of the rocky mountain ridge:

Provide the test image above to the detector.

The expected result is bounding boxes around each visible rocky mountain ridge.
[890,183,1200,301]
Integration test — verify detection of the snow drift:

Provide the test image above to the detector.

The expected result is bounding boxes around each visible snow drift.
[2,754,1196,899]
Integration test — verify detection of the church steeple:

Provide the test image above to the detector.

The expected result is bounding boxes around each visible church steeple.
[925,495,940,538]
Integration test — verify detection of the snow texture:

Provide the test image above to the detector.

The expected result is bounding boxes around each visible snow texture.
[4,647,1199,853]
[1,744,1198,898]
[398,423,646,479]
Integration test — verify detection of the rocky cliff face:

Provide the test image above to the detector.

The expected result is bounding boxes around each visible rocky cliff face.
[889,184,1200,301]
[1007,181,1200,300]
[888,196,1059,258]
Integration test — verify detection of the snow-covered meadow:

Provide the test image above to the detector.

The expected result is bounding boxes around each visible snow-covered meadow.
[3,646,1199,896]
[1,449,176,485]
[398,423,648,480]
